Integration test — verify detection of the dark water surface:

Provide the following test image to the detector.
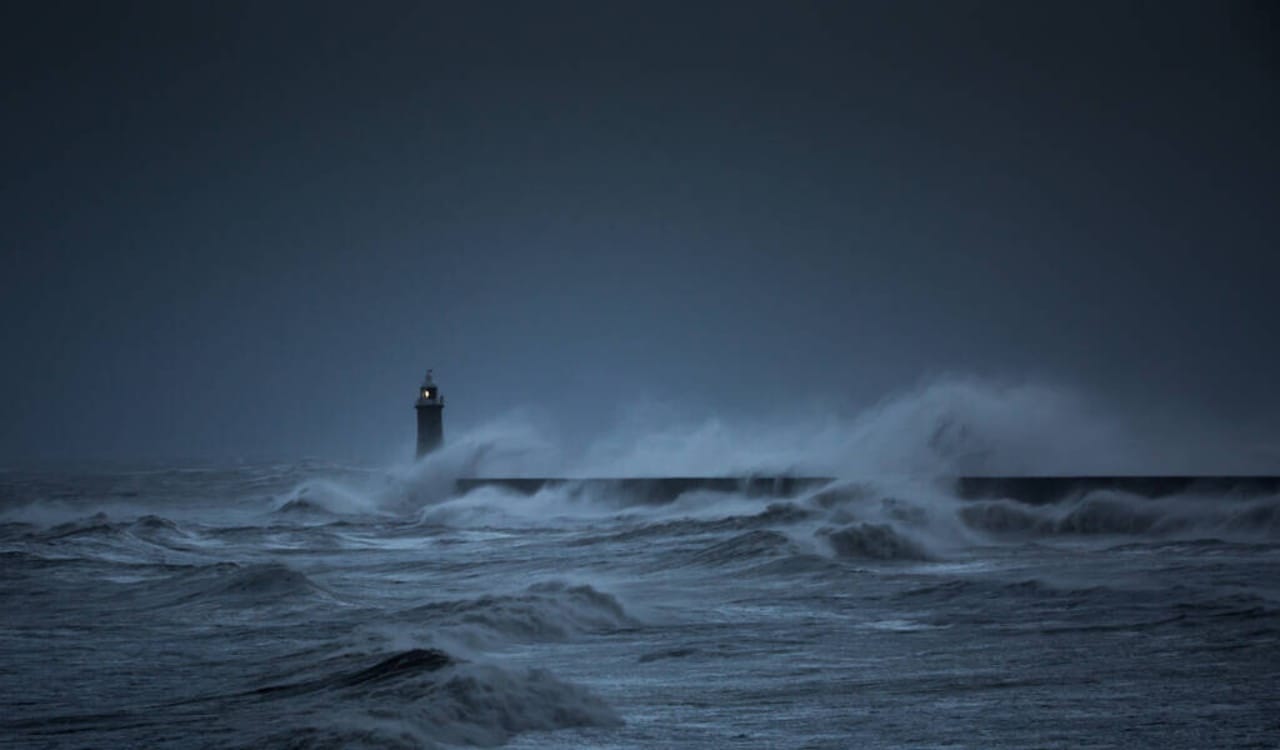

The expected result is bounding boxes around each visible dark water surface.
[1,464,1277,748]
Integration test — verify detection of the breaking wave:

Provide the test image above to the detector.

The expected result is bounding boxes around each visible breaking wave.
[5,646,621,750]
[819,522,932,560]
[402,581,635,646]
[118,562,335,609]
[197,562,329,604]
[684,529,796,566]
[246,650,621,749]
[958,491,1280,539]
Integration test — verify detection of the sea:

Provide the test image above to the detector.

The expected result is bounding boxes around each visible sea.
[1,457,1278,749]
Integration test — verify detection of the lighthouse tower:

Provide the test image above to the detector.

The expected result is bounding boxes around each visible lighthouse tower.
[415,369,444,458]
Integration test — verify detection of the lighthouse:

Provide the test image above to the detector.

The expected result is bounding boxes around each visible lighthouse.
[415,369,444,458]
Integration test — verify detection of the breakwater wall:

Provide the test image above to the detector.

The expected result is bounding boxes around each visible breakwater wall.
[454,475,1280,505]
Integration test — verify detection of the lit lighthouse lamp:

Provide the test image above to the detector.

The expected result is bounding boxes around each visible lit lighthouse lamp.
[415,369,444,458]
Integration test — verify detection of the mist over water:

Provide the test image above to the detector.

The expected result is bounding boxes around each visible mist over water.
[431,376,1268,480]
[1,377,1277,748]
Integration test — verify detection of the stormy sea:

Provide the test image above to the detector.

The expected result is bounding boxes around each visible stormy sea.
[2,384,1278,749]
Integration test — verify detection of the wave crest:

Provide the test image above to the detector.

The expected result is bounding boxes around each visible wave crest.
[405,581,634,645]
[959,492,1280,539]
[246,648,620,749]
[819,522,932,560]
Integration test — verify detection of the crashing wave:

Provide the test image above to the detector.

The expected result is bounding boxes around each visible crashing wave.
[818,522,932,560]
[208,563,324,600]
[403,581,634,645]
[685,529,795,566]
[245,648,620,749]
[136,562,335,609]
[959,491,1280,539]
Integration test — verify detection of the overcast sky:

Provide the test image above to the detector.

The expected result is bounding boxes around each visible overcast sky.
[2,1,1277,465]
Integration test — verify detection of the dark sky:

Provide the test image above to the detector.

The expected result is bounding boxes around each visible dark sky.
[2,1,1277,464]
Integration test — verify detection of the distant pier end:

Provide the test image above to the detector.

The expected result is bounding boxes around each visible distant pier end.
[415,369,444,458]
